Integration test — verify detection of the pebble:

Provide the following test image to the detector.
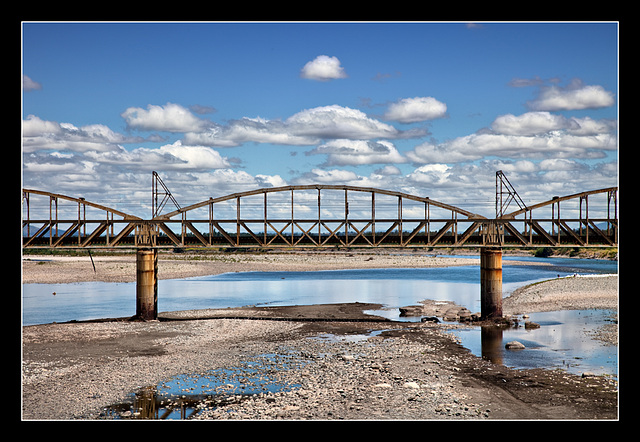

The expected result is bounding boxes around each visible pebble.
[23,318,489,420]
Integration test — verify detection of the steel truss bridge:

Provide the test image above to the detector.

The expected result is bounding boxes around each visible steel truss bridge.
[21,171,618,321]
[22,171,618,250]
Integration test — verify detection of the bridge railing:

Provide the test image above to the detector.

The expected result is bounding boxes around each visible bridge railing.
[21,185,618,249]
[22,189,145,248]
[150,185,489,248]
[496,187,618,247]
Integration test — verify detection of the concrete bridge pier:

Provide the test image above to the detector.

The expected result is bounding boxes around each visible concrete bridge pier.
[136,248,158,320]
[480,247,503,320]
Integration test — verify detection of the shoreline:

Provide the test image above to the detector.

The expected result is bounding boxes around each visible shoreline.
[22,305,618,420]
[21,251,619,420]
[502,274,618,314]
[502,274,618,347]
[22,249,617,316]
[22,250,554,284]
[22,251,482,284]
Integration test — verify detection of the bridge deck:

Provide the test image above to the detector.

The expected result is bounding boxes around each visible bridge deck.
[22,184,618,250]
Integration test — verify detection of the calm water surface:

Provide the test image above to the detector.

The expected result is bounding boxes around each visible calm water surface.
[22,255,618,378]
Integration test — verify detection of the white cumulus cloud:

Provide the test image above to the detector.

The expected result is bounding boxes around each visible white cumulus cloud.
[121,102,209,133]
[84,141,230,171]
[307,139,406,166]
[527,79,615,111]
[384,97,447,123]
[22,115,140,153]
[286,105,399,139]
[184,105,405,147]
[300,55,348,81]
[491,112,572,136]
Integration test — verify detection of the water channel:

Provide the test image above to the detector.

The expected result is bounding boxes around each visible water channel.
[22,255,618,418]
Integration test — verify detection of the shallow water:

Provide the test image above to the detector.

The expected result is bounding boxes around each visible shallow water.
[23,255,618,381]
[449,309,618,379]
[103,352,303,419]
[22,256,616,325]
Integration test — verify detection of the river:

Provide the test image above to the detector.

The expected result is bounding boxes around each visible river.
[22,255,618,379]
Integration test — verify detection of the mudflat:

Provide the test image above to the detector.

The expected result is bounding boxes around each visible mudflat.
[21,251,618,420]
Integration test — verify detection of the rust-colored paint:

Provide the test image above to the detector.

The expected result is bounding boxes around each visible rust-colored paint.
[480,247,502,319]
[136,249,157,321]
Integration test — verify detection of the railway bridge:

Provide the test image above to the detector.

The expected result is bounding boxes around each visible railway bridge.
[22,171,618,321]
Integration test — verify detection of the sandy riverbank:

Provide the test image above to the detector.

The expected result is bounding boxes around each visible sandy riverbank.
[503,274,618,347]
[21,251,619,420]
[23,249,553,284]
[22,250,481,284]
[503,274,618,315]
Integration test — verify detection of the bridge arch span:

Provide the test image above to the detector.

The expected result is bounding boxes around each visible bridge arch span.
[151,185,486,248]
[22,183,618,250]
[503,187,618,219]
[23,188,141,220]
[157,185,484,220]
[22,188,143,248]
[497,186,618,247]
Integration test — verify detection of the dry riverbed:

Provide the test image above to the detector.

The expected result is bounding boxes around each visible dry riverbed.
[21,251,619,420]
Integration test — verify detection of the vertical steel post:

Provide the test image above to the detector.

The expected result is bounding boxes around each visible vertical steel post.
[25,191,30,237]
[136,248,158,321]
[398,196,403,245]
[371,191,376,245]
[344,189,349,244]
[236,196,241,246]
[209,200,213,245]
[264,192,268,245]
[480,247,503,320]
[318,189,321,244]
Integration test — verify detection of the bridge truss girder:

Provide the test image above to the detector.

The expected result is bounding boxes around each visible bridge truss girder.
[22,185,618,250]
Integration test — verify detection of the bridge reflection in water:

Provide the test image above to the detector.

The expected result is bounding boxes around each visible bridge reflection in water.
[22,172,618,321]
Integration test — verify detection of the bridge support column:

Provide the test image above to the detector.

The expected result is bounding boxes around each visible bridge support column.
[136,248,158,320]
[480,247,502,320]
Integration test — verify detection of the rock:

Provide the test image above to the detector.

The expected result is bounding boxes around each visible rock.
[404,382,420,389]
[505,341,525,350]
[458,308,472,322]
[399,305,424,317]
[443,308,460,321]
[421,316,440,323]
[524,321,540,329]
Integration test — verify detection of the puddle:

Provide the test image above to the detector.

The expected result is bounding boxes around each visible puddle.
[102,353,303,419]
[448,309,618,379]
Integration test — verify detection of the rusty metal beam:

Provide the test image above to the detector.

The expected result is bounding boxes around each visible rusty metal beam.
[23,189,141,220]
[504,187,618,218]
[159,185,484,220]
[22,183,618,249]
[454,221,481,246]
[429,220,455,246]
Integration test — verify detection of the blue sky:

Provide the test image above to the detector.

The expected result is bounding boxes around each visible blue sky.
[22,22,618,218]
